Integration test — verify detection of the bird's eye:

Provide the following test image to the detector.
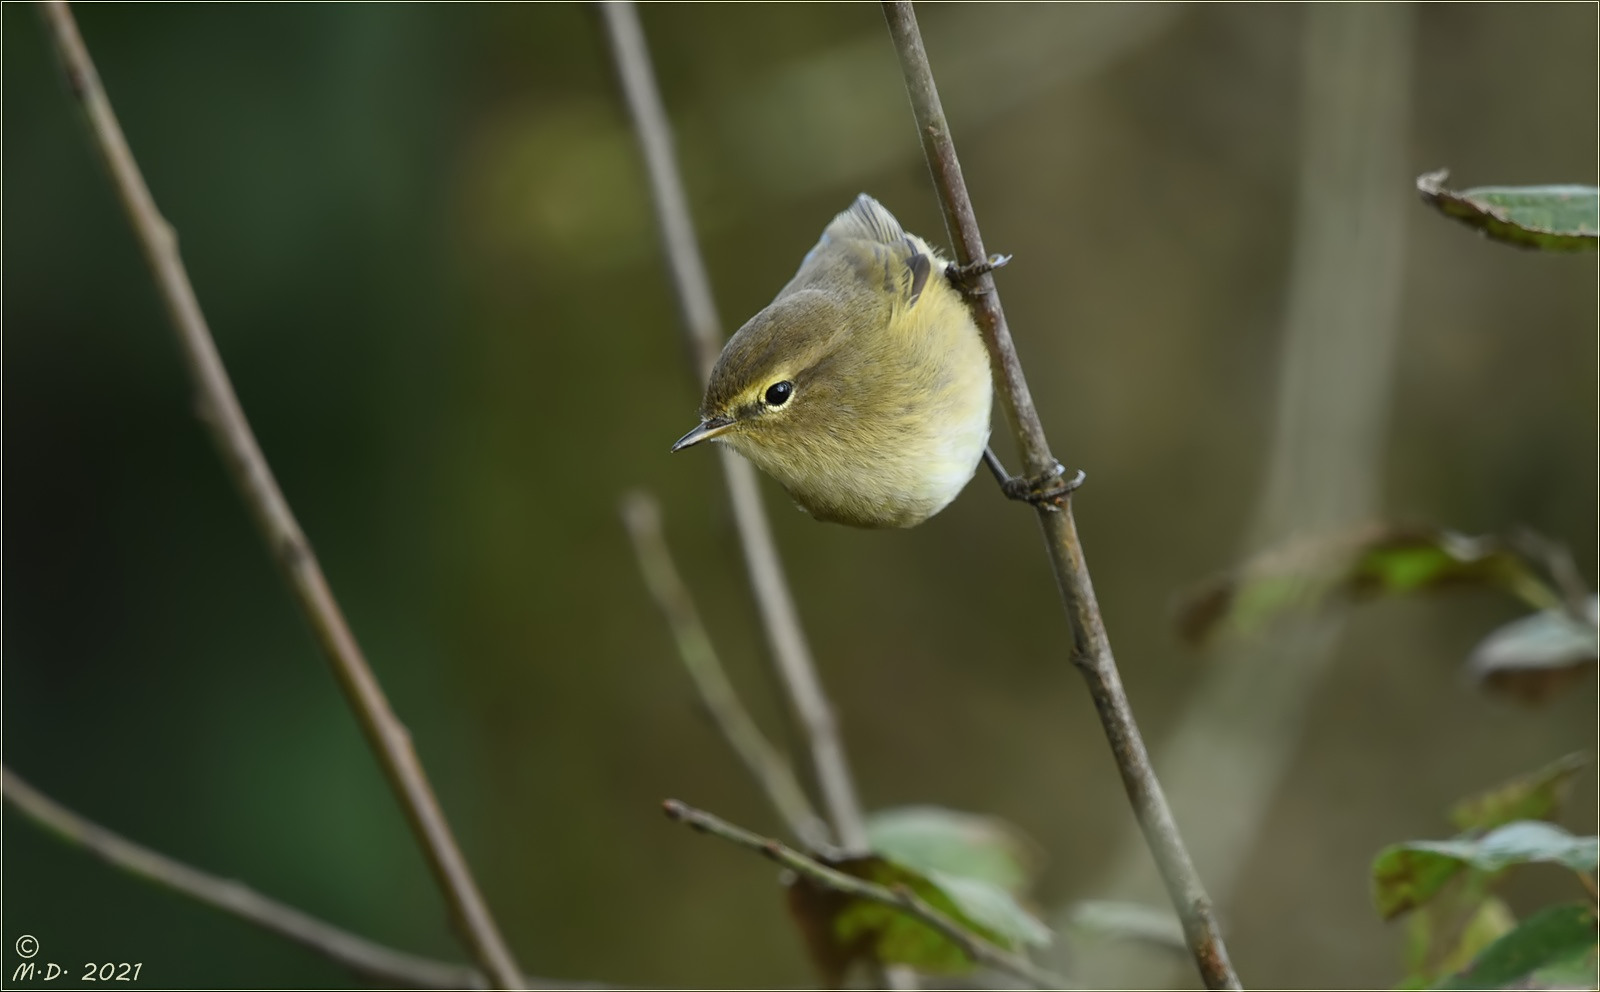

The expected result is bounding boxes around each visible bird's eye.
[764,380,794,407]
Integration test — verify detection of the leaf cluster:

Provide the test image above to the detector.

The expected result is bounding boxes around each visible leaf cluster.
[1175,525,1595,705]
[1371,755,1598,990]
[786,805,1052,983]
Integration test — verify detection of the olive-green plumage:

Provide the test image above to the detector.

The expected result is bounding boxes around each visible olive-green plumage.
[673,194,992,528]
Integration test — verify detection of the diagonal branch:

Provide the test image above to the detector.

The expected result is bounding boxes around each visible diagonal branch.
[620,491,832,851]
[3,767,483,989]
[37,5,522,986]
[599,0,870,856]
[880,3,1241,988]
[1072,8,1412,986]
[662,799,1067,990]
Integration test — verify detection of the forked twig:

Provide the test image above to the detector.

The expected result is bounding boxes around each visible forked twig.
[37,4,522,986]
[881,3,1241,988]
[662,799,1067,990]
[620,492,831,851]
[599,1,870,855]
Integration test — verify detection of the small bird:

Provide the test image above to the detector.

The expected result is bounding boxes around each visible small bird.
[672,194,993,528]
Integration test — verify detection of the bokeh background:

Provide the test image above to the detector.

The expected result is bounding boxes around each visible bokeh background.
[5,4,1595,988]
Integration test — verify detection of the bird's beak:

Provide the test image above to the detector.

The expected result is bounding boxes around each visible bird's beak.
[671,415,735,452]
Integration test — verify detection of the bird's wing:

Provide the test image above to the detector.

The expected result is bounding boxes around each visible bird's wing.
[778,194,934,310]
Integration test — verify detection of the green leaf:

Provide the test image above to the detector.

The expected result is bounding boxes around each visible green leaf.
[1347,533,1553,604]
[829,858,977,974]
[866,806,1040,895]
[1441,896,1519,981]
[1435,904,1597,989]
[1468,605,1597,705]
[1176,526,1558,647]
[1404,893,1517,987]
[923,870,1052,948]
[1375,842,1476,920]
[1417,170,1599,252]
[787,856,980,979]
[788,850,1050,978]
[1527,941,1599,989]
[1449,754,1589,832]
[1409,822,1598,874]
[1375,823,1599,919]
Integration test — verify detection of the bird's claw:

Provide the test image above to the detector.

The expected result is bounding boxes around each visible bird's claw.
[946,253,1013,295]
[1000,462,1085,510]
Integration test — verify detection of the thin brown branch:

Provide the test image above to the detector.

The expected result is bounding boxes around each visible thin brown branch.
[3,767,482,989]
[37,5,523,987]
[599,1,869,855]
[662,799,1067,990]
[1073,9,1411,986]
[620,491,832,851]
[880,3,1241,989]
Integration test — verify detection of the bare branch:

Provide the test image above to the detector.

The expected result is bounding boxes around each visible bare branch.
[3,767,483,989]
[36,5,522,986]
[599,1,870,855]
[620,492,832,851]
[662,799,1067,990]
[1073,8,1412,986]
[880,3,1240,988]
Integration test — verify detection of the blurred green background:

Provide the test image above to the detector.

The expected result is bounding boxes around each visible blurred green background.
[5,3,1594,988]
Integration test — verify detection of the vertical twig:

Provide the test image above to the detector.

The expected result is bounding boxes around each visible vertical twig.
[36,5,523,987]
[620,492,832,851]
[599,1,870,855]
[880,4,1242,989]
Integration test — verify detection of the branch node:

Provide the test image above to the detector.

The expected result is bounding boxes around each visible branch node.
[277,534,311,571]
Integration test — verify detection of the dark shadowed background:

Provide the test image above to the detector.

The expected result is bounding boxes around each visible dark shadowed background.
[5,4,1595,988]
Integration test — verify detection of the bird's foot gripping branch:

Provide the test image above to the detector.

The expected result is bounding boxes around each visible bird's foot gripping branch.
[983,448,1086,512]
[945,252,1013,295]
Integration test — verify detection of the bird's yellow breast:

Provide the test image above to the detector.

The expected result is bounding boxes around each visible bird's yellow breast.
[726,261,992,528]
[688,194,994,529]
